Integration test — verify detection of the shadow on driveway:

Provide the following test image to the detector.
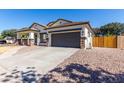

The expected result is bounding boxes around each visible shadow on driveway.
[0,67,42,83]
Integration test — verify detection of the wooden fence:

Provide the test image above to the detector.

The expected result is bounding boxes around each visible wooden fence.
[93,36,117,48]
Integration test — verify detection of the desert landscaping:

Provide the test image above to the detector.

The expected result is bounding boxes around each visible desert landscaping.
[0,46,124,83]
[40,48,124,83]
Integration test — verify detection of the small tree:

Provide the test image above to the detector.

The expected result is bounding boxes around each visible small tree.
[1,29,17,38]
[93,28,103,36]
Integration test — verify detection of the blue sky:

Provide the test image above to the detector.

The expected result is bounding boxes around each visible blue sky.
[0,9,124,32]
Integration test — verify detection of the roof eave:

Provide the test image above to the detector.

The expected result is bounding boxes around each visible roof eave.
[29,23,47,28]
[16,29,39,33]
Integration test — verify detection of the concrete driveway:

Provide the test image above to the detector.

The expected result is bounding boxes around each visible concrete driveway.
[0,46,78,74]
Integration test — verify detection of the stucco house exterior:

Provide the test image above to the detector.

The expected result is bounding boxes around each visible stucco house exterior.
[16,19,94,49]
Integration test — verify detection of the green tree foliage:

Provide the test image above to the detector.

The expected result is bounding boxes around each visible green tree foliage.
[1,29,17,38]
[0,35,4,40]
[100,22,124,36]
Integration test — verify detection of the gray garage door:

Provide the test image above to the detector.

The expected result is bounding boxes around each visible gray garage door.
[51,32,80,48]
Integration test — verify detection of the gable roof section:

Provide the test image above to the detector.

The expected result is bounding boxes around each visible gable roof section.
[17,23,46,33]
[47,19,72,27]
[29,22,46,28]
[17,19,93,33]
[46,21,94,34]
[47,22,54,27]
[45,22,92,29]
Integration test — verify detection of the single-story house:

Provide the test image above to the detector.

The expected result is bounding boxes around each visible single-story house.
[16,19,94,49]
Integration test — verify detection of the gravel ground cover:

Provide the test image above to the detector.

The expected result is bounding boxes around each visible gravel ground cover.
[39,48,124,83]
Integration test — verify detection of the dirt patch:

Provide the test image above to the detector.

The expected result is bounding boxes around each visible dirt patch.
[0,46,10,54]
[0,46,18,54]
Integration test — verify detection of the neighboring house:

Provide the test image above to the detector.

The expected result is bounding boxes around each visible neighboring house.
[16,19,94,49]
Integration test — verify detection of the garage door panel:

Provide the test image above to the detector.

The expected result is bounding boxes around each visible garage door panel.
[51,32,80,48]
